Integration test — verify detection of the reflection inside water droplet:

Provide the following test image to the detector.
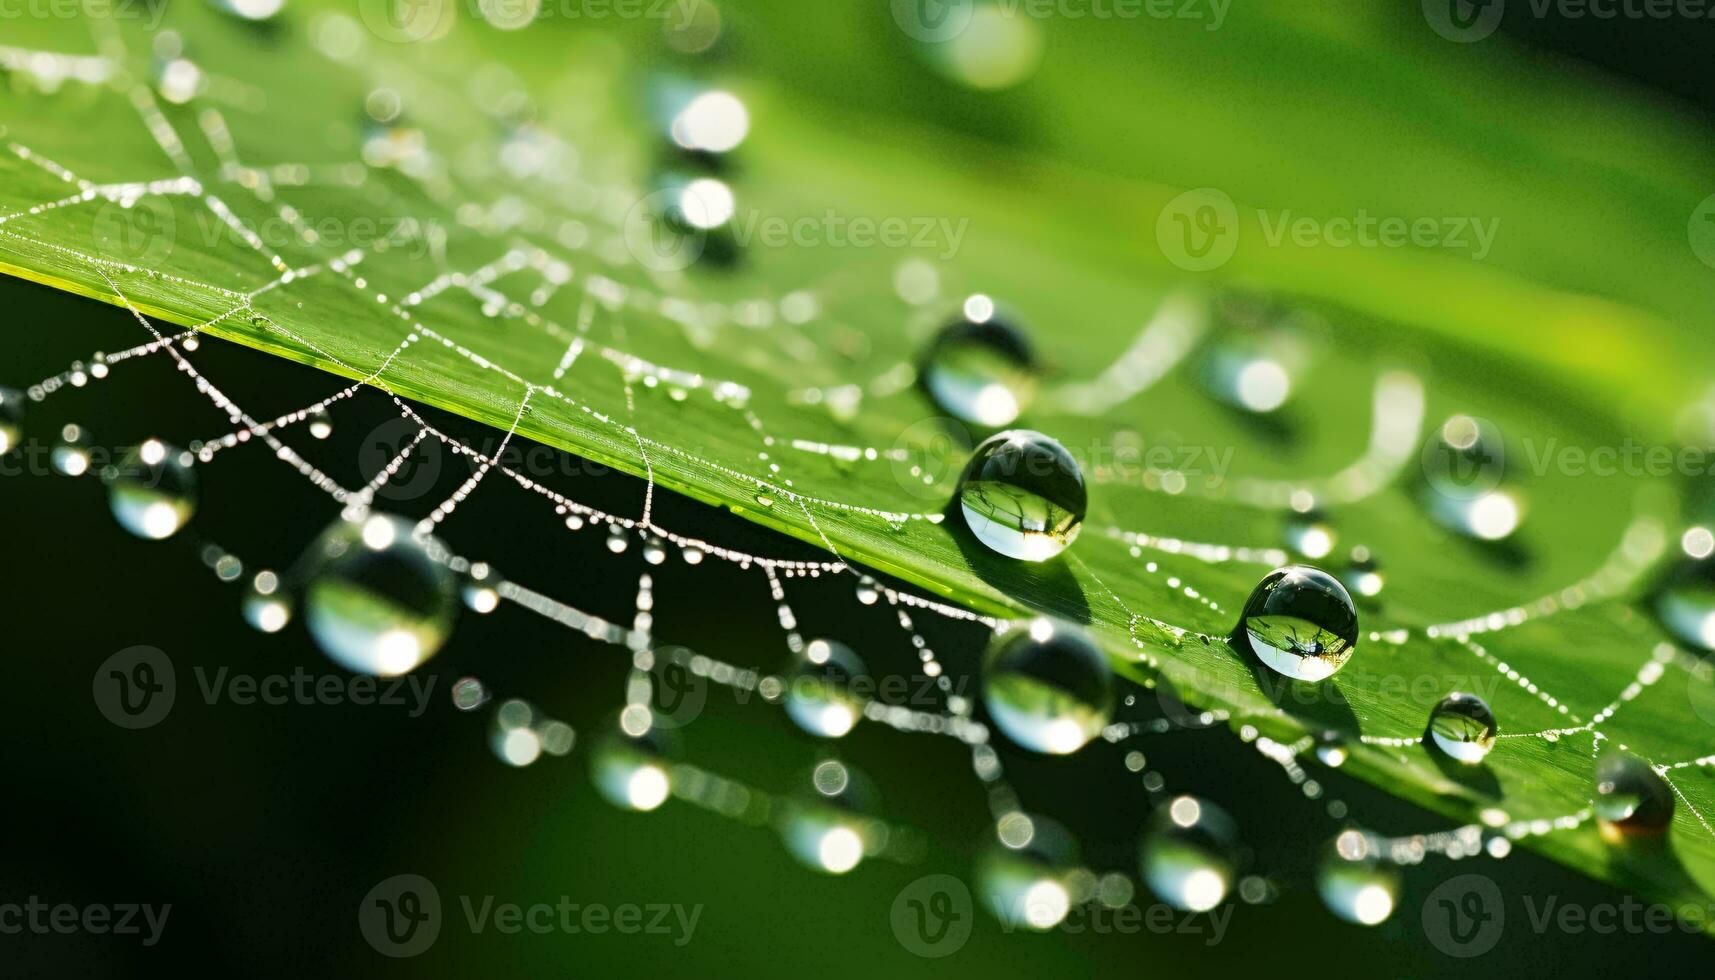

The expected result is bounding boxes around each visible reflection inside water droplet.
[1594,750,1674,835]
[919,296,1038,428]
[1237,566,1358,682]
[1140,796,1239,912]
[1427,692,1498,764]
[982,618,1112,755]
[958,430,1086,562]
[301,514,457,676]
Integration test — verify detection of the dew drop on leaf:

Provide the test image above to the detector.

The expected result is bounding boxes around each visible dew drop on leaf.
[957,430,1086,562]
[1427,692,1498,765]
[919,295,1037,428]
[1237,565,1358,682]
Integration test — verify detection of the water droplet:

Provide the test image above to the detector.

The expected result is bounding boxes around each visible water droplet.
[0,387,23,455]
[451,676,490,711]
[642,536,668,566]
[1237,566,1358,682]
[1340,546,1385,600]
[784,639,868,739]
[982,618,1112,755]
[1203,328,1303,415]
[1594,750,1674,835]
[1418,415,1520,540]
[107,439,197,540]
[301,514,457,676]
[854,575,881,605]
[1427,692,1498,765]
[663,0,722,54]
[214,0,286,21]
[306,406,334,440]
[607,525,630,553]
[461,562,500,614]
[977,813,1078,930]
[1140,796,1239,912]
[664,88,749,154]
[958,430,1086,562]
[242,570,292,633]
[1652,551,1715,651]
[779,760,877,874]
[491,698,545,767]
[51,424,92,476]
[1284,506,1337,560]
[915,3,1045,91]
[1315,730,1349,768]
[1317,832,1400,926]
[593,711,677,810]
[753,492,775,508]
[919,297,1037,428]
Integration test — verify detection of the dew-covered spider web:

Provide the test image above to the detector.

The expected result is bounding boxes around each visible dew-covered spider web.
[4,1,1715,934]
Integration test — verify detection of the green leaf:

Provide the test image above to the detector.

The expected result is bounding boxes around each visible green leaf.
[3,3,1715,917]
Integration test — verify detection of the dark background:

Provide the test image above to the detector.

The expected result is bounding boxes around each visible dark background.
[4,7,1715,976]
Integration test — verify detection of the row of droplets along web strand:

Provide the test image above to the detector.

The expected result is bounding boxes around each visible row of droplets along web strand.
[3,13,1715,919]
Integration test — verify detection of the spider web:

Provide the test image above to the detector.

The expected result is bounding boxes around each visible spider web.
[2,4,1714,928]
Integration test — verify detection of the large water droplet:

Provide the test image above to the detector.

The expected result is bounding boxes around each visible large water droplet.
[1140,796,1239,912]
[919,296,1037,428]
[242,570,292,634]
[0,386,23,455]
[1594,750,1674,835]
[982,618,1112,755]
[779,760,877,875]
[1237,565,1358,682]
[592,713,677,811]
[1652,551,1715,651]
[51,424,93,476]
[306,406,334,440]
[977,813,1079,930]
[958,430,1086,562]
[784,639,868,739]
[108,439,197,540]
[1427,692,1498,764]
[301,514,457,676]
[1317,831,1400,926]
